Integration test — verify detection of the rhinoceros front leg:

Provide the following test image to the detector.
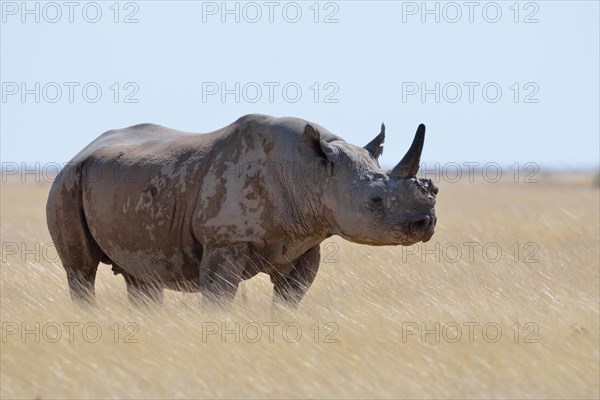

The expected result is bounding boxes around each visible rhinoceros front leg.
[271,245,321,307]
[199,245,248,304]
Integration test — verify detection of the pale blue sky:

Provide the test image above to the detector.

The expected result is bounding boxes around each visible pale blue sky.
[1,1,599,169]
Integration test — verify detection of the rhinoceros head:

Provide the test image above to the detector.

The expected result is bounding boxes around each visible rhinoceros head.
[299,122,437,246]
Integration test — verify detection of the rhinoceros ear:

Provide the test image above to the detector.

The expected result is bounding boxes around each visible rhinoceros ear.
[364,122,385,160]
[299,123,338,162]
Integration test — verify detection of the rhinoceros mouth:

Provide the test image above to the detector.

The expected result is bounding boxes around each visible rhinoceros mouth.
[398,214,436,244]
[399,232,432,246]
[419,226,435,242]
[341,230,435,247]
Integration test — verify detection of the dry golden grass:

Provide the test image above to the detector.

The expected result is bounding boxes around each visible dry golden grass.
[1,173,598,399]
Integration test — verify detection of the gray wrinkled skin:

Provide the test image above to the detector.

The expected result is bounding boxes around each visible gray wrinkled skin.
[46,114,437,306]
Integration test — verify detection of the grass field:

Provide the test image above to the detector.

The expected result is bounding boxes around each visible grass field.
[1,172,598,399]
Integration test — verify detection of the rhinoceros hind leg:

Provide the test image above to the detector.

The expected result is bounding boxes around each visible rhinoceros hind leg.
[62,242,100,306]
[66,268,98,307]
[271,245,320,307]
[47,165,105,306]
[122,271,164,305]
[61,244,101,306]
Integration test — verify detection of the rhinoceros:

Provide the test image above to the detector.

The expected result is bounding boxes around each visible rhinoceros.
[46,114,437,306]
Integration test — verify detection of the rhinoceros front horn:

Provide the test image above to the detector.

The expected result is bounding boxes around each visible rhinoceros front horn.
[390,124,426,178]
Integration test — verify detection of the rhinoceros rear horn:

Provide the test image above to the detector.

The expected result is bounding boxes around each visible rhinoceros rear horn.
[390,124,425,178]
[364,123,385,160]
